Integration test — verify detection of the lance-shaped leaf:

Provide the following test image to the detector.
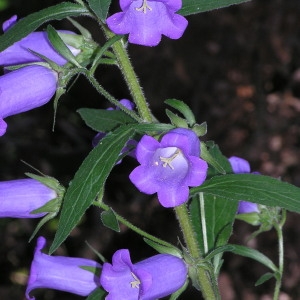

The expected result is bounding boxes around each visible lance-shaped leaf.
[0,2,89,52]
[49,125,135,254]
[78,108,137,132]
[191,174,300,213]
[180,0,251,16]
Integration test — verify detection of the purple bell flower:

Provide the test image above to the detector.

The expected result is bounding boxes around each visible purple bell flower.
[100,249,187,300]
[129,128,208,207]
[228,156,259,214]
[0,65,58,136]
[106,0,188,46]
[0,178,57,218]
[26,236,101,300]
[0,15,80,66]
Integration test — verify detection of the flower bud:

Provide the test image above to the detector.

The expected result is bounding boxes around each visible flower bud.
[0,65,58,136]
[0,179,57,218]
[26,237,101,299]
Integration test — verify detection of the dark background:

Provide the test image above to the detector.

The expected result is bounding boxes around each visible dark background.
[1,0,300,299]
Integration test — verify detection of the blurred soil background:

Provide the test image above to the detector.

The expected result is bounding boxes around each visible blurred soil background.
[1,0,300,299]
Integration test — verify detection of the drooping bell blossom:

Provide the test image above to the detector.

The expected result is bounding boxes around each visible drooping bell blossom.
[228,156,259,214]
[0,65,58,136]
[106,0,188,46]
[0,179,57,218]
[92,99,137,161]
[100,249,187,300]
[0,15,80,66]
[129,128,208,207]
[26,236,101,300]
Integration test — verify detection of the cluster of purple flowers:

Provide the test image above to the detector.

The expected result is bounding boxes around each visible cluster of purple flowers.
[0,1,262,299]
[25,237,187,300]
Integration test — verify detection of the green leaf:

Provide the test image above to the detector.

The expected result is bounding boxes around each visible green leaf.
[101,208,120,232]
[86,287,107,300]
[165,109,189,128]
[255,272,275,286]
[191,174,300,213]
[0,2,89,52]
[46,25,80,67]
[228,245,278,272]
[180,0,251,16]
[77,108,137,132]
[189,193,238,256]
[49,125,135,254]
[87,0,112,22]
[165,99,196,126]
[143,238,182,258]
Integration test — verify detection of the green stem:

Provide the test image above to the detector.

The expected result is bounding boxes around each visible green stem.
[174,204,220,300]
[273,209,286,300]
[79,69,142,122]
[101,27,153,122]
[94,200,175,250]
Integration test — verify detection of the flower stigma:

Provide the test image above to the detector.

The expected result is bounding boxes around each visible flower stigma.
[136,0,152,13]
[130,272,141,288]
[160,149,181,170]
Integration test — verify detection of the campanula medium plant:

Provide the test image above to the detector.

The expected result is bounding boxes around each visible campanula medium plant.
[0,0,300,299]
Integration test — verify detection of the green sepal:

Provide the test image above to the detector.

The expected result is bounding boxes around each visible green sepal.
[86,287,107,300]
[80,266,102,278]
[46,25,81,67]
[200,142,226,175]
[255,272,275,286]
[169,279,189,300]
[26,173,65,242]
[192,122,207,137]
[165,99,196,126]
[235,212,261,226]
[143,238,182,258]
[101,208,120,232]
[165,109,189,128]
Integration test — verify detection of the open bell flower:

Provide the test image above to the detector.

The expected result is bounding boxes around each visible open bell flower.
[0,65,58,136]
[0,178,57,218]
[100,249,187,300]
[26,236,101,299]
[106,0,188,46]
[228,156,259,214]
[129,128,208,207]
[0,15,80,66]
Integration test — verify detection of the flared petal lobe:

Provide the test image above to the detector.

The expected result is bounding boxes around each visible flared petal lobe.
[0,65,58,136]
[129,129,208,207]
[100,249,187,300]
[0,179,56,218]
[0,15,80,66]
[26,237,101,300]
[106,0,188,46]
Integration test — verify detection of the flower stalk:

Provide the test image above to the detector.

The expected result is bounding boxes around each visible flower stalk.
[174,204,220,300]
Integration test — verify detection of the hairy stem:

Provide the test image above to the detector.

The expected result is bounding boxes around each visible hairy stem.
[174,204,220,300]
